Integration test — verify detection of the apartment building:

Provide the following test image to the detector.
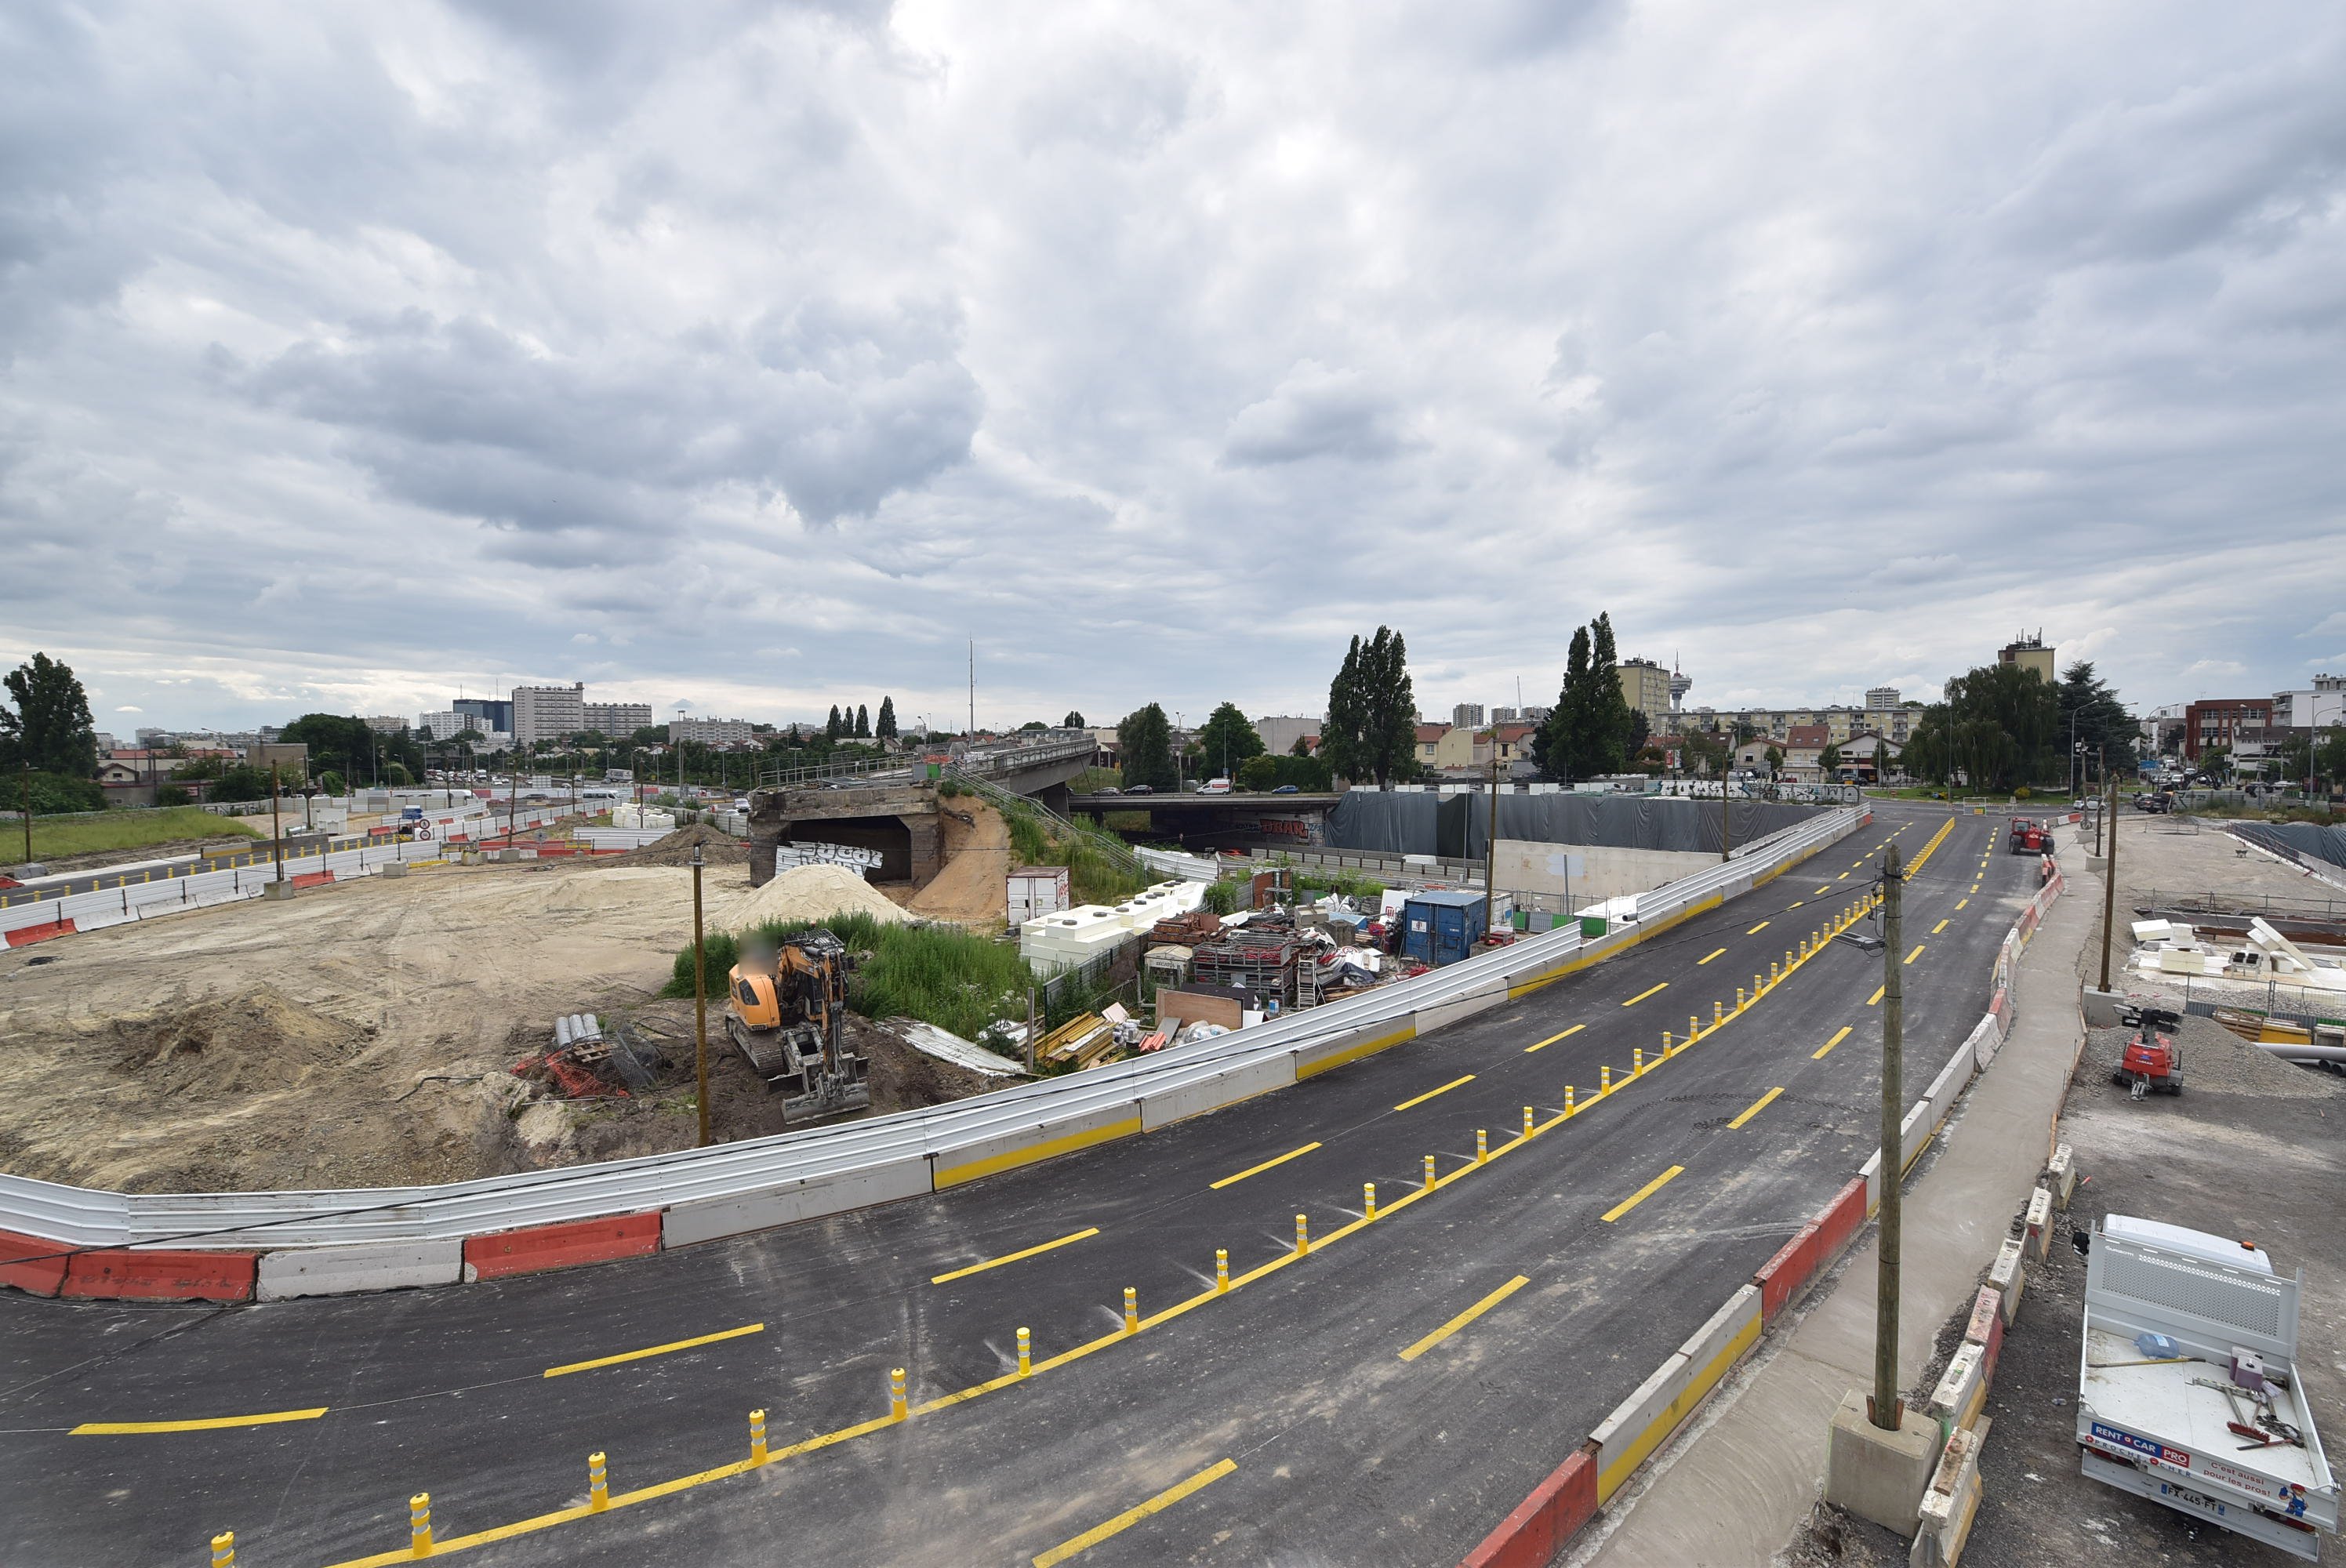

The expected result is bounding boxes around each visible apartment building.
[586,701,653,736]
[511,684,585,745]
[670,717,755,747]
[1617,657,1673,725]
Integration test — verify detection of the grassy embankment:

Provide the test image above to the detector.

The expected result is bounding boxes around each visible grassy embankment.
[20,807,260,861]
[994,796,1152,907]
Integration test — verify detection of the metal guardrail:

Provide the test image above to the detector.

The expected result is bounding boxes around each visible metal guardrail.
[0,807,1861,1250]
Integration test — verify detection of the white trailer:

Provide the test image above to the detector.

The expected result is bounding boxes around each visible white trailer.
[2078,1217,2337,1559]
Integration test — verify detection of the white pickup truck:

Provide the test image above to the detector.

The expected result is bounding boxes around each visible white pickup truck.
[2078,1216,2337,1558]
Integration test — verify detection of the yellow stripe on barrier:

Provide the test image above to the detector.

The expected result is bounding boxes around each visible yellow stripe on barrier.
[1594,1308,1762,1503]
[933,1117,1142,1189]
[1295,1024,1414,1080]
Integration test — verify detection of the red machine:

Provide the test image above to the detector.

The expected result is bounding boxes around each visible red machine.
[2113,1007,2184,1099]
[2007,818,2056,855]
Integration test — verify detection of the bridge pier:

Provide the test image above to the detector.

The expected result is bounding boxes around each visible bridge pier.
[746,783,944,889]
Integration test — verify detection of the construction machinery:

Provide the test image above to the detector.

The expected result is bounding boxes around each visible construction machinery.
[724,928,871,1123]
[2114,1004,2184,1098]
[2008,817,2057,855]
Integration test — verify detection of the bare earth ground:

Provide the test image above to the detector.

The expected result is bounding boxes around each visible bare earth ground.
[1781,813,2346,1566]
[0,858,761,1192]
[899,797,1011,927]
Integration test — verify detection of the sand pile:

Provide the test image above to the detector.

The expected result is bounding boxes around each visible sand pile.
[728,863,911,934]
[113,985,372,1102]
[605,822,750,868]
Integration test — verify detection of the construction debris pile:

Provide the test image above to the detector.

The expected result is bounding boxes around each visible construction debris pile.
[512,1012,659,1101]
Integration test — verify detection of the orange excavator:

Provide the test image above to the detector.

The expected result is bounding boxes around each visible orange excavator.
[724,928,871,1123]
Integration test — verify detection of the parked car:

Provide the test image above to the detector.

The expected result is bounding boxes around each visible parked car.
[1271,784,1301,794]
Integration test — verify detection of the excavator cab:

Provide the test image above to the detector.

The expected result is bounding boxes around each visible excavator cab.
[724,928,870,1123]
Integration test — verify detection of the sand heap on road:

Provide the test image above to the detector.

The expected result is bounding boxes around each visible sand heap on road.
[727,863,910,934]
[603,821,750,868]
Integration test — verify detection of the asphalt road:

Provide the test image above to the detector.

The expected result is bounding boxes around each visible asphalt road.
[0,800,2040,1568]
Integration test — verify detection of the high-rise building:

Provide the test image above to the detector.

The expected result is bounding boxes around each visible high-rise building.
[670,717,754,747]
[453,697,514,735]
[511,684,585,745]
[1998,634,2056,684]
[1865,687,1901,710]
[1617,658,1672,725]
[1451,703,1486,729]
[585,702,653,736]
[1668,659,1693,713]
[362,715,408,735]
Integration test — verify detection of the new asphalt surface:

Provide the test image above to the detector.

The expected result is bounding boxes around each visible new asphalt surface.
[0,800,2039,1567]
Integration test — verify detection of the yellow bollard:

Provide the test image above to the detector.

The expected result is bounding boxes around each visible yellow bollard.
[1424,1153,1437,1188]
[890,1367,908,1421]
[1523,1105,1534,1138]
[1295,1213,1311,1254]
[1124,1287,1139,1332]
[1714,1000,1724,1023]
[409,1494,433,1558]
[750,1409,768,1465]
[1633,1047,1644,1076]
[1016,1328,1030,1376]
[1736,986,1745,1010]
[1364,1182,1378,1219]
[1564,1085,1576,1116]
[1663,1030,1673,1057]
[1752,973,1762,996]
[211,1532,234,1568]
[1475,1130,1487,1163]
[589,1452,608,1512]
[1600,1064,1612,1093]
[1770,961,1779,984]
[1785,949,1793,971]
[1215,1250,1229,1291]
[1690,1014,1701,1040]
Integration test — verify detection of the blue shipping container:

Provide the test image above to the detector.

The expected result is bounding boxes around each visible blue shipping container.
[1400,889,1490,967]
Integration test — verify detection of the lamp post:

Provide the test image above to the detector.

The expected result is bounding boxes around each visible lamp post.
[692,843,711,1149]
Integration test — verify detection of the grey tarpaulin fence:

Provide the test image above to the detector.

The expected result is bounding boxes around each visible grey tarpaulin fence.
[2239,820,2346,872]
[1325,789,1825,858]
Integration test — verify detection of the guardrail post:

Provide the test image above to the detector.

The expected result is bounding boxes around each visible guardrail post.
[409,1494,433,1557]
[1215,1250,1229,1291]
[750,1409,768,1464]
[210,1531,234,1567]
[1016,1328,1031,1376]
[890,1367,908,1421]
[1364,1182,1377,1218]
[1124,1288,1139,1332]
[588,1452,608,1512]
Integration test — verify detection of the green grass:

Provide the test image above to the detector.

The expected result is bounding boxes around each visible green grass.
[22,807,260,861]
[667,912,1035,1042]
[998,800,1151,906]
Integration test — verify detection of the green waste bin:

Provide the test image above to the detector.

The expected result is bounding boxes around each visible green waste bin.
[1579,914,1609,938]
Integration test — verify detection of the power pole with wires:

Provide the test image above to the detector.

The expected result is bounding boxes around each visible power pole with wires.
[1871,842,1905,1429]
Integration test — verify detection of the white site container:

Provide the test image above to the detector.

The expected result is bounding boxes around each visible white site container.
[1008,866,1070,925]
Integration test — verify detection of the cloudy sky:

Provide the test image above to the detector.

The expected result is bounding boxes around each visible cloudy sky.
[5,1,2343,737]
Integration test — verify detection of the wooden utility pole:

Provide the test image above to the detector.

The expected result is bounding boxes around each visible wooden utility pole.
[2099,772,2120,992]
[19,764,31,866]
[1871,842,1905,1428]
[1720,768,1734,862]
[692,844,712,1148]
[270,763,285,884]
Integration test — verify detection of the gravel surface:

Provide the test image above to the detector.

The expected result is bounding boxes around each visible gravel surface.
[2087,1014,2346,1098]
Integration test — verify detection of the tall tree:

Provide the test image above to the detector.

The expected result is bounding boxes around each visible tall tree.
[1062,710,1085,728]
[876,696,898,740]
[2057,661,2141,770]
[1117,703,1178,791]
[1,652,98,778]
[1320,627,1418,786]
[1197,703,1266,779]
[854,703,871,739]
[1585,612,1636,775]
[1904,663,2064,791]
[825,704,843,740]
[1534,625,1592,779]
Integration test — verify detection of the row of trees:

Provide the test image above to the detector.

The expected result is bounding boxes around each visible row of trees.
[1532,612,1644,782]
[1902,660,2141,793]
[823,697,898,741]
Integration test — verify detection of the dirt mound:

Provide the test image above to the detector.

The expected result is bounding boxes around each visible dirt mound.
[111,985,371,1101]
[728,863,910,933]
[604,822,751,868]
[906,798,1013,926]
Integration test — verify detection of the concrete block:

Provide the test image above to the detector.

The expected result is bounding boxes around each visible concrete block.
[2046,1144,2075,1206]
[1909,1420,1987,1568]
[379,862,408,879]
[257,1239,462,1299]
[1825,1388,1939,1537]
[2079,988,2124,1028]
[1925,1342,1987,1436]
[2023,1187,2053,1259]
[260,880,296,901]
[1987,1237,2025,1325]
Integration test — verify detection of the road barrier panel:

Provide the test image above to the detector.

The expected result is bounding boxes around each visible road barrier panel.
[0,1228,71,1297]
[1963,1283,2005,1381]
[1987,1237,2026,1325]
[931,1100,1142,1191]
[1137,1054,1296,1132]
[1812,1177,1868,1262]
[461,1212,661,1282]
[1752,1221,1825,1323]
[256,1239,463,1300]
[662,1156,932,1249]
[2,918,76,946]
[1926,1341,1988,1439]
[62,1247,257,1301]
[1291,1019,1415,1080]
[1589,1284,1762,1504]
[1455,1443,1597,1568]
[1414,978,1508,1036]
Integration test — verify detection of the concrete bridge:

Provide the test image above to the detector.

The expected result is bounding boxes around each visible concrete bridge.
[744,735,1097,887]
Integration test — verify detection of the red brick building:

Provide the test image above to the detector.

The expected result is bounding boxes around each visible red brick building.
[2180,697,2273,761]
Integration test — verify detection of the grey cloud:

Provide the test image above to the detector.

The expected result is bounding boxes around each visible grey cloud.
[1222,363,1406,466]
